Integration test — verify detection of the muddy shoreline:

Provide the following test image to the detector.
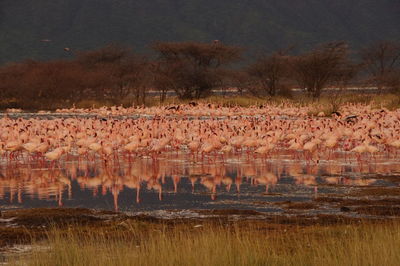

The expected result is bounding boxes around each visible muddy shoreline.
[1,170,400,252]
[2,193,400,251]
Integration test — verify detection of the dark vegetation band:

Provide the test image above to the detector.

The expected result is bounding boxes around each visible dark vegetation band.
[0,40,399,109]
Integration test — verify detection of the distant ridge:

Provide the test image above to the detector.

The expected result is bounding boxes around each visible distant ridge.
[0,0,399,64]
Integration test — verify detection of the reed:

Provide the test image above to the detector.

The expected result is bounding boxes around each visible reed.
[8,221,400,266]
[149,93,400,109]
[3,92,398,111]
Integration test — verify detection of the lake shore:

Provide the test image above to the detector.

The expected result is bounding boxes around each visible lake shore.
[1,207,400,265]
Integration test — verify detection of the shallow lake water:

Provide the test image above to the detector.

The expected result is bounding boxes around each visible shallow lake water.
[1,150,399,219]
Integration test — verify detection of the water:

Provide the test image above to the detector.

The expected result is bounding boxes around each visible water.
[1,151,399,218]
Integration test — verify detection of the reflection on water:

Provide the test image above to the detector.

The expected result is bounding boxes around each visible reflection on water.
[1,152,399,213]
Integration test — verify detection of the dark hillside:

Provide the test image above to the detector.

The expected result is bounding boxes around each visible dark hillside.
[0,0,399,64]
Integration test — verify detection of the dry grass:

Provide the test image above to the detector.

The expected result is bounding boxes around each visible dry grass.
[3,92,398,111]
[7,221,400,266]
[147,95,274,108]
[153,93,400,109]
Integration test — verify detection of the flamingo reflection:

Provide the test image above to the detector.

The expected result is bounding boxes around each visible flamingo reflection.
[0,152,396,209]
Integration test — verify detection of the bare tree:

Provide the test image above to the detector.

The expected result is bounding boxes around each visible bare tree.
[76,44,130,67]
[0,44,152,109]
[151,60,180,103]
[77,44,150,103]
[247,51,291,96]
[152,41,241,99]
[329,61,359,112]
[291,41,350,98]
[0,60,37,100]
[360,40,400,92]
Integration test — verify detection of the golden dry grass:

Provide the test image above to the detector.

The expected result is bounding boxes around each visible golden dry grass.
[3,91,398,111]
[7,220,400,266]
[150,93,400,109]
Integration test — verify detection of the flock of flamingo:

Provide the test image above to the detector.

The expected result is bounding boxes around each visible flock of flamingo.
[1,102,399,166]
[1,102,400,210]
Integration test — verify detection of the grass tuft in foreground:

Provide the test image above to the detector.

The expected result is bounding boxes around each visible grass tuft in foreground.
[7,221,400,266]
